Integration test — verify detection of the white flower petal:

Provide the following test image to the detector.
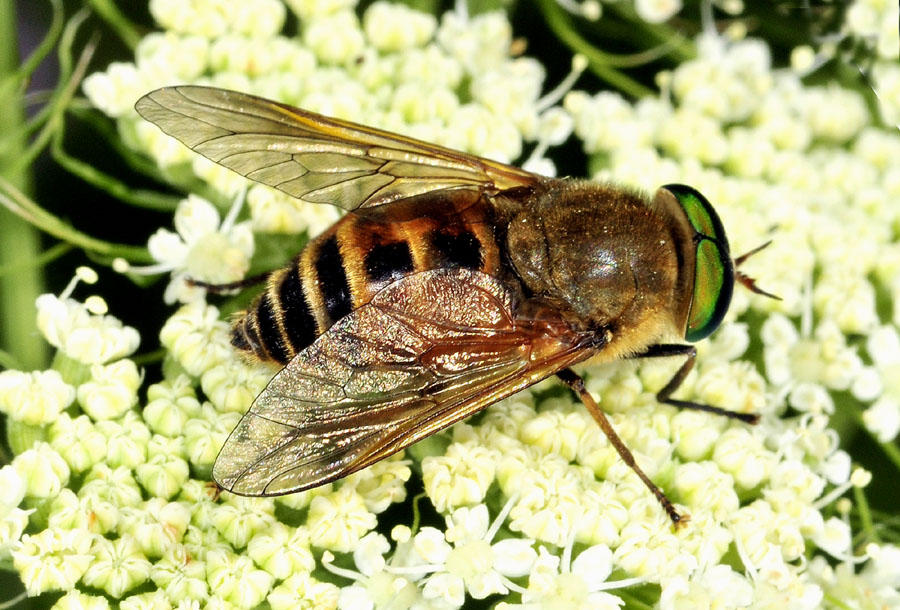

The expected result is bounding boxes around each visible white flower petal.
[421,572,464,608]
[354,532,390,577]
[337,585,374,610]
[174,195,221,245]
[147,229,188,267]
[412,527,451,564]
[491,538,537,577]
[571,545,613,589]
[445,504,489,544]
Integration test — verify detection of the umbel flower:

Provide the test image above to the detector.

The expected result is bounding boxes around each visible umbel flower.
[1,0,898,609]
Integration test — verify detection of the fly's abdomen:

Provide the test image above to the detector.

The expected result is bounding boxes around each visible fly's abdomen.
[230,257,320,365]
[232,197,503,365]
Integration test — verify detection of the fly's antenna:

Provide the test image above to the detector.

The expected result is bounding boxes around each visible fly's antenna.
[734,241,781,300]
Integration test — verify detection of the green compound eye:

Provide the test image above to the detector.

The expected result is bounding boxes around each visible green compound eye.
[663,184,735,342]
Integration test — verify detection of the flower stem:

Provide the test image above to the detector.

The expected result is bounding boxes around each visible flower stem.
[0,242,72,278]
[52,351,92,386]
[853,484,876,543]
[411,492,426,535]
[131,348,166,367]
[0,0,48,370]
[876,435,900,473]
[823,592,858,610]
[86,0,142,49]
[0,348,20,370]
[5,420,48,456]
[603,2,696,62]
[0,591,27,610]
[536,0,653,99]
[12,0,64,86]
[0,177,153,263]
[51,124,182,212]
[616,588,656,610]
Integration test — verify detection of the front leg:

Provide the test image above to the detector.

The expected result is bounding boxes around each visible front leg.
[636,344,759,424]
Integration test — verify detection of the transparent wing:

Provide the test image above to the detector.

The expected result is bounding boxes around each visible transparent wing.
[213,268,595,495]
[135,86,539,210]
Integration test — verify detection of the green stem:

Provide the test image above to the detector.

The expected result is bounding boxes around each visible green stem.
[52,351,92,386]
[410,492,426,535]
[823,592,856,610]
[130,348,166,367]
[51,126,182,212]
[87,0,143,49]
[0,591,27,610]
[0,348,20,371]
[5,420,48,456]
[3,0,63,88]
[877,436,900,472]
[0,0,47,370]
[604,3,695,62]
[0,177,153,263]
[5,14,95,179]
[0,241,72,277]
[536,0,653,98]
[853,484,876,543]
[616,589,655,610]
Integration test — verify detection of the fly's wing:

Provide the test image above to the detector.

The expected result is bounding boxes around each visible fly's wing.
[135,86,539,211]
[213,268,596,495]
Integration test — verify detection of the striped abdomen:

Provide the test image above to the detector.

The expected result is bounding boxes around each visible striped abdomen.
[231,195,504,365]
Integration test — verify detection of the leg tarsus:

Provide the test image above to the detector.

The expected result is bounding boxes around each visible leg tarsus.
[206,481,224,501]
[557,368,688,528]
[634,344,760,425]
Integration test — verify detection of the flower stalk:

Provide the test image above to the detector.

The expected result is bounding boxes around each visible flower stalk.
[0,0,46,371]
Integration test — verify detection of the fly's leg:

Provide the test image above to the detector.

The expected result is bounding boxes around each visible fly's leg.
[638,344,760,424]
[188,272,272,293]
[557,368,688,528]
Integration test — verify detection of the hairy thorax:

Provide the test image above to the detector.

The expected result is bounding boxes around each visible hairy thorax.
[504,181,687,360]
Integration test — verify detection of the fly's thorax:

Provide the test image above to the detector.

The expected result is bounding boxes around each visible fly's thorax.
[505,180,689,354]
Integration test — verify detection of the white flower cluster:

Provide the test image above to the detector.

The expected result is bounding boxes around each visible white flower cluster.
[0,369,74,426]
[844,0,900,126]
[1,269,413,607]
[36,293,140,365]
[2,0,895,608]
[322,501,540,610]
[1,269,142,435]
[145,194,255,304]
[0,465,31,561]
